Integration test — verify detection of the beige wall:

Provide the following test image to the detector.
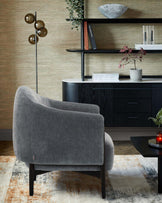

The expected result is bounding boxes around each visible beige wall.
[0,0,162,129]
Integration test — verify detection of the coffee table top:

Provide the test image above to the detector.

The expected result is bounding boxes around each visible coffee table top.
[131,136,162,157]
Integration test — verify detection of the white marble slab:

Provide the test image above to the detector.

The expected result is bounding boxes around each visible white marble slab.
[135,44,162,50]
[63,78,162,83]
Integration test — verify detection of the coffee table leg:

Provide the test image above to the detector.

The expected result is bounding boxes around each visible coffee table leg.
[158,157,162,193]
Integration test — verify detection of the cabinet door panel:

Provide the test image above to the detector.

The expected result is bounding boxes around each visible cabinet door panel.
[152,84,162,117]
[79,84,93,104]
[62,82,79,102]
[92,87,113,126]
[114,98,151,113]
[113,113,152,127]
[113,88,151,98]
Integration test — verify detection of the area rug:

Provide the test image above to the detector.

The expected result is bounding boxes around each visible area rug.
[1,155,162,203]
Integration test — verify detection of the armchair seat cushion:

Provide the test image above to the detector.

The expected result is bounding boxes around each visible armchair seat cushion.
[32,133,114,172]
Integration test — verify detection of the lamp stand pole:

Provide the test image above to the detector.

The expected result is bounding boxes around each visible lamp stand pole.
[35,11,38,94]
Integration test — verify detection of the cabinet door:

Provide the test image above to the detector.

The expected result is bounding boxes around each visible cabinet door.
[113,113,152,127]
[152,84,162,117]
[91,85,113,126]
[79,84,94,104]
[114,98,151,113]
[113,84,152,127]
[62,82,80,102]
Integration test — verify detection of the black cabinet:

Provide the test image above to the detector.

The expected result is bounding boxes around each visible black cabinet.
[62,81,162,127]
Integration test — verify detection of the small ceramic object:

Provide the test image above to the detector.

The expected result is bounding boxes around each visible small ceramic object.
[98,4,128,19]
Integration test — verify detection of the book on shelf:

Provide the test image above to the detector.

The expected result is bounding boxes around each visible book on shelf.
[84,21,89,50]
[88,24,97,50]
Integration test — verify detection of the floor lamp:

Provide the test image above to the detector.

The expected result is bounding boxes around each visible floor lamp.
[24,12,48,93]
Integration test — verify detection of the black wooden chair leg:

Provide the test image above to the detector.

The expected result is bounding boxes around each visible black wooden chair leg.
[29,164,35,196]
[101,164,105,199]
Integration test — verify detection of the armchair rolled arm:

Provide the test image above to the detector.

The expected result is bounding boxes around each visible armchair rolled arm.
[18,102,104,166]
[41,96,100,114]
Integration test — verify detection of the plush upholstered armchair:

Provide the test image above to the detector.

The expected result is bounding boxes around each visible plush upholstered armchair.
[13,86,114,198]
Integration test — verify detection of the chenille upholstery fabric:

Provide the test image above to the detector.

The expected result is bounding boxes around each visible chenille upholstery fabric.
[13,86,114,171]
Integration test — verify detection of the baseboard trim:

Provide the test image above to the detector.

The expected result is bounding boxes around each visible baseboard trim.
[0,129,12,141]
[0,127,159,141]
[105,127,160,141]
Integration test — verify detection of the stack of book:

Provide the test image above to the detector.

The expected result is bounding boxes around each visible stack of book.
[92,73,119,82]
[84,21,97,50]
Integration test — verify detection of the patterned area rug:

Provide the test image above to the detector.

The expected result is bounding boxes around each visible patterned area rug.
[0,155,162,202]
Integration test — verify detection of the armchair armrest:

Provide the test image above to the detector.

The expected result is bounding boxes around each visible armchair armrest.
[18,102,104,166]
[41,96,100,114]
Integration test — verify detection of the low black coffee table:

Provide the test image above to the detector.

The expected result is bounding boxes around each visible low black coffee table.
[131,136,162,193]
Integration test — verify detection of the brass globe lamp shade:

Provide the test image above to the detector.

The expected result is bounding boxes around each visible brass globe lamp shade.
[34,20,45,30]
[24,13,35,24]
[37,27,48,37]
[28,34,39,44]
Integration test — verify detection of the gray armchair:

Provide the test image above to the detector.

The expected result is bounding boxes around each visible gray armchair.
[13,86,114,198]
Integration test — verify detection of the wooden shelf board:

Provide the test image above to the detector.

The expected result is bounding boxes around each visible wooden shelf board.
[66,18,162,24]
[66,49,162,54]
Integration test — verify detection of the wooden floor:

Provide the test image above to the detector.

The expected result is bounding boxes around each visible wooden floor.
[0,141,139,156]
[0,141,14,156]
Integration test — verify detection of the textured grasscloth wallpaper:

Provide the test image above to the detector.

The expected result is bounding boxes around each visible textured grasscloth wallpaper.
[0,0,162,128]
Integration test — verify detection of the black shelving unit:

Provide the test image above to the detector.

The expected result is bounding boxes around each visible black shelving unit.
[66,49,162,54]
[66,3,162,81]
[67,18,162,24]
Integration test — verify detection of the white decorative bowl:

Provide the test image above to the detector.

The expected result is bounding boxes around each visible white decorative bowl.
[98,4,128,19]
